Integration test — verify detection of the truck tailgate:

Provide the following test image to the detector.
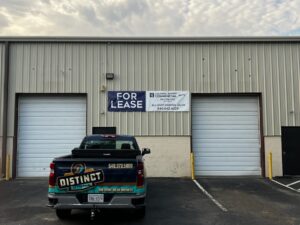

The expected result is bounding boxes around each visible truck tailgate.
[49,158,141,194]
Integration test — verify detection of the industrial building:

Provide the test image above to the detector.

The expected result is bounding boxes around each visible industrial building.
[0,37,300,179]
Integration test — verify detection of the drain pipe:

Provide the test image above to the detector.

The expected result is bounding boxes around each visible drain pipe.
[1,41,9,179]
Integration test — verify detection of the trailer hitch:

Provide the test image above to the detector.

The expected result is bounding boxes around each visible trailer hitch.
[90,208,96,220]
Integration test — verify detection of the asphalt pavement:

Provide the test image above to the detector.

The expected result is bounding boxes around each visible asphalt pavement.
[273,176,300,191]
[0,178,299,225]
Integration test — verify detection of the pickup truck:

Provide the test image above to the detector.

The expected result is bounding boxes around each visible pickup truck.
[47,134,150,219]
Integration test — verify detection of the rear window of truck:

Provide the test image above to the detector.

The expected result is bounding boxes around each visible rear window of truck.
[79,137,138,150]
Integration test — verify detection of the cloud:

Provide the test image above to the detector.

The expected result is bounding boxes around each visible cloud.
[0,12,9,28]
[0,0,299,36]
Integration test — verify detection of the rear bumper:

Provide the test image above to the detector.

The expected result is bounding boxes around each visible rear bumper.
[47,193,146,209]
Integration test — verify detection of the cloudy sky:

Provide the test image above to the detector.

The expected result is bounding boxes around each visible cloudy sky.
[0,0,299,36]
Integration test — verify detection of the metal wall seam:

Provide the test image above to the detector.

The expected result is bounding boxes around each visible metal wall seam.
[282,44,288,127]
[1,43,9,177]
[0,44,4,172]
[289,44,296,126]
[0,45,4,137]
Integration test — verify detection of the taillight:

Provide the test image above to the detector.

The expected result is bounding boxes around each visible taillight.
[137,162,144,187]
[49,162,55,187]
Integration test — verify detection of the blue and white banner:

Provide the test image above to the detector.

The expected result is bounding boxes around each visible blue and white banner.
[108,91,189,112]
[108,91,146,112]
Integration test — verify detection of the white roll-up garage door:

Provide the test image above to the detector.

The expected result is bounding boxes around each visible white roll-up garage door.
[17,96,86,177]
[192,96,261,176]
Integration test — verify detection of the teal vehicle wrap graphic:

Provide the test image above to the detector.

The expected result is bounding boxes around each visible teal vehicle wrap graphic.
[48,185,145,195]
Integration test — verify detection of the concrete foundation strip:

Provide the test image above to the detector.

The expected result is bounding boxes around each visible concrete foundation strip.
[192,179,228,212]
[270,179,300,193]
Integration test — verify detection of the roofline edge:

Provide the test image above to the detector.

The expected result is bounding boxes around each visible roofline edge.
[0,36,300,43]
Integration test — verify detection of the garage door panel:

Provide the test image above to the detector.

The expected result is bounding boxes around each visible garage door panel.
[192,111,258,116]
[17,96,86,177]
[19,106,85,110]
[18,133,85,140]
[18,144,79,152]
[18,139,83,145]
[192,138,259,143]
[19,111,86,117]
[18,164,52,170]
[195,164,261,170]
[21,126,82,136]
[194,148,260,154]
[194,152,260,157]
[192,120,258,125]
[19,110,85,115]
[18,118,85,126]
[192,96,261,176]
[193,98,258,103]
[192,115,258,121]
[193,142,260,148]
[193,130,259,139]
[18,150,76,156]
[19,101,85,107]
[192,124,259,130]
[18,125,86,131]
[19,168,50,172]
[194,170,261,176]
[195,157,261,165]
[17,143,80,149]
[18,135,84,142]
[192,106,257,112]
[18,157,64,164]
[18,168,51,175]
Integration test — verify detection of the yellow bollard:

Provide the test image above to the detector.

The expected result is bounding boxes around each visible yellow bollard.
[268,152,273,180]
[191,152,195,180]
[5,154,10,181]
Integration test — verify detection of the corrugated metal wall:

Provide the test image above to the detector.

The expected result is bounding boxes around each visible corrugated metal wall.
[6,42,300,136]
[0,43,5,137]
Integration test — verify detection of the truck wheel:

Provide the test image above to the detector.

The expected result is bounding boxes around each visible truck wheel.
[56,209,71,219]
[135,206,146,219]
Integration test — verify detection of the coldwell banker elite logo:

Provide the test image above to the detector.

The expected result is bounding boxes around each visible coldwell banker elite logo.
[57,163,104,191]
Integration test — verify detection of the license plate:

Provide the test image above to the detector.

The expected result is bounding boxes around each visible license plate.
[88,194,104,203]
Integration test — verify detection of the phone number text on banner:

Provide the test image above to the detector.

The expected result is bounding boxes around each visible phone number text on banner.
[146,91,189,111]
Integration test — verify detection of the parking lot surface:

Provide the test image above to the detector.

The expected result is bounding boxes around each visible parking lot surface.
[0,178,299,225]
[197,177,300,225]
[273,176,300,192]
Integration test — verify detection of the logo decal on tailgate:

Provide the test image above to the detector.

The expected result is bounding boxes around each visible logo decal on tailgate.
[57,163,104,191]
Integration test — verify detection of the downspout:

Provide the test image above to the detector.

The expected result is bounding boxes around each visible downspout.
[1,42,9,178]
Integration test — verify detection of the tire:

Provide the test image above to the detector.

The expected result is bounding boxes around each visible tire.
[135,206,146,219]
[56,209,71,220]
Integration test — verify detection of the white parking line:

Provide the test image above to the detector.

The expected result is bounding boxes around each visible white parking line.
[286,180,300,187]
[270,179,300,193]
[193,179,228,212]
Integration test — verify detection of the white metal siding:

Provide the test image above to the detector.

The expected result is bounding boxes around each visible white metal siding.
[0,44,5,138]
[192,97,261,176]
[7,43,300,137]
[17,96,86,177]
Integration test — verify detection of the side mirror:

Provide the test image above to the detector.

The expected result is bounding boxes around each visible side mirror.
[142,148,151,156]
